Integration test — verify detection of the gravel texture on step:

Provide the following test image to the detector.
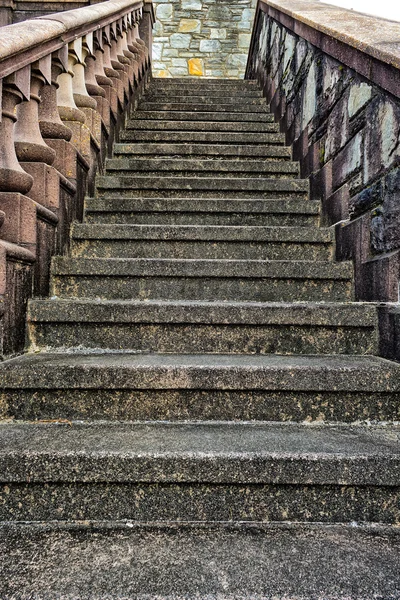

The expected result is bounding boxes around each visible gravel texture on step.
[1,353,399,392]
[0,522,400,599]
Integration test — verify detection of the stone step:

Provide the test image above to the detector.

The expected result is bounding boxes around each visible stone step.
[1,353,400,422]
[126,119,279,132]
[153,77,259,86]
[140,95,266,106]
[120,129,286,144]
[50,257,353,302]
[70,224,334,261]
[1,421,400,522]
[85,197,321,227]
[27,299,378,355]
[145,87,264,98]
[114,142,291,159]
[130,110,275,122]
[105,158,298,179]
[96,175,308,200]
[0,522,399,599]
[137,102,270,113]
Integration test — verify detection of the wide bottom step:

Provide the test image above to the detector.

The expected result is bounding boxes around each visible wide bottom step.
[1,522,399,599]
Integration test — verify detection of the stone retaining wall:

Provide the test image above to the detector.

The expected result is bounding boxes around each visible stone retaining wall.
[152,0,256,78]
[246,0,400,359]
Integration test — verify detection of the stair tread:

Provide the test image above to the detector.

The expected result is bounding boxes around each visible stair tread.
[137,103,271,113]
[114,142,291,157]
[1,522,399,600]
[52,257,352,278]
[96,175,308,191]
[71,224,332,242]
[85,197,319,213]
[121,131,285,143]
[1,421,400,484]
[129,110,275,121]
[1,353,398,391]
[28,299,377,326]
[105,158,297,173]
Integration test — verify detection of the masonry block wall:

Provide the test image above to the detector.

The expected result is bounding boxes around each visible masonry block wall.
[246,0,400,359]
[152,0,256,78]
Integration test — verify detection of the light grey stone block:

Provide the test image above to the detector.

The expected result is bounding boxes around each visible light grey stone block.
[170,33,192,49]
[200,39,221,52]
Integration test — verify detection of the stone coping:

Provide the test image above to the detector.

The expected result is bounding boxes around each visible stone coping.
[0,0,143,77]
[254,0,400,75]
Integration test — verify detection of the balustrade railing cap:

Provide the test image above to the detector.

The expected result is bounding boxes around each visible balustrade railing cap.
[260,0,400,70]
[0,0,143,78]
[0,20,65,63]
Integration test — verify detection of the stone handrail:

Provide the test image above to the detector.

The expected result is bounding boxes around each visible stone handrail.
[246,0,400,360]
[0,0,153,357]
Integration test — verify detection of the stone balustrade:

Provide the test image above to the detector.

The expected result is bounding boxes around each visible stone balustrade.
[246,0,400,360]
[0,0,153,357]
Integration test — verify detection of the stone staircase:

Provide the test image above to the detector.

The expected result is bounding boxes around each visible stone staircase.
[1,78,400,598]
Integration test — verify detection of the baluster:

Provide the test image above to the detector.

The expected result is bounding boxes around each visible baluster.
[93,28,117,123]
[14,56,56,167]
[0,68,33,194]
[57,41,86,125]
[102,25,124,109]
[39,48,73,143]
[110,20,129,104]
[86,32,111,142]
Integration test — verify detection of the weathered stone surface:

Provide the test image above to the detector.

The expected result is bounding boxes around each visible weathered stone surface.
[247,0,400,306]
[28,299,378,355]
[85,196,320,227]
[1,523,400,599]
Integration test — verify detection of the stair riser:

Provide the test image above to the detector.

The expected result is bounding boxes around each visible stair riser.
[51,276,352,302]
[98,190,309,200]
[145,88,263,98]
[130,111,275,122]
[28,322,377,355]
[4,389,399,423]
[114,143,291,159]
[96,177,308,200]
[141,96,265,105]
[138,103,270,113]
[85,211,319,227]
[1,483,399,524]
[70,240,333,261]
[105,159,299,178]
[140,98,265,107]
[127,120,278,132]
[105,170,299,180]
[151,79,259,86]
[121,131,285,144]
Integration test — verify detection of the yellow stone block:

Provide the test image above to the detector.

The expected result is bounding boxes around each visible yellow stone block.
[154,70,170,78]
[178,19,201,33]
[188,58,204,77]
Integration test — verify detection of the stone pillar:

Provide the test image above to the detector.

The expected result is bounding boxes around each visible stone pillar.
[140,0,155,63]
